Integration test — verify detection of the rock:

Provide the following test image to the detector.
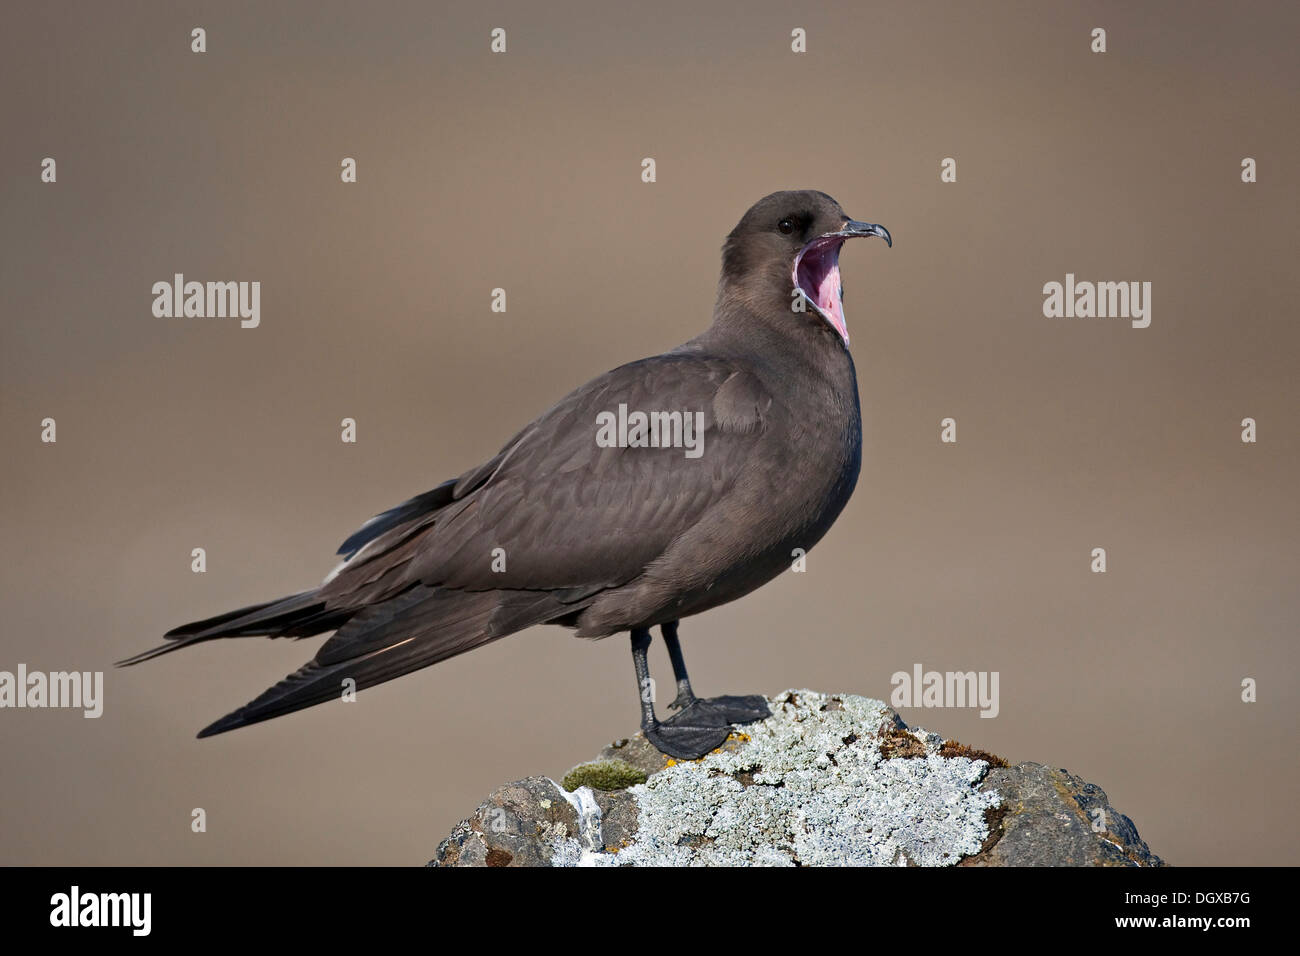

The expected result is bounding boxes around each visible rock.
[429,689,1164,867]
[964,763,1163,866]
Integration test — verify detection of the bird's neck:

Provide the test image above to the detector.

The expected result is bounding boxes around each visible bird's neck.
[705,295,858,392]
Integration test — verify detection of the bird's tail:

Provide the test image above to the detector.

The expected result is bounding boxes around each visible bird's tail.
[115,590,349,666]
[194,586,576,738]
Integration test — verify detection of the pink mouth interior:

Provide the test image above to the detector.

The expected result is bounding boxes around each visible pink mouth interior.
[794,237,848,343]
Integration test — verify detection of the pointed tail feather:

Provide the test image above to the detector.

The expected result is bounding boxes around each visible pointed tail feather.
[116,590,344,667]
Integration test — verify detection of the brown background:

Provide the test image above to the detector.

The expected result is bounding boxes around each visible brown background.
[2,0,1296,865]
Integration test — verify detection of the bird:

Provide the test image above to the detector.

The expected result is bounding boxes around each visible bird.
[117,190,891,760]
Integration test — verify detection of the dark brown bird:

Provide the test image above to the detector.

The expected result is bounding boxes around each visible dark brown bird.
[118,190,891,759]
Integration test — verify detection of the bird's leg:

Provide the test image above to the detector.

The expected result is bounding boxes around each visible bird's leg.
[630,627,729,760]
[659,620,772,726]
[662,621,697,711]
[630,628,659,732]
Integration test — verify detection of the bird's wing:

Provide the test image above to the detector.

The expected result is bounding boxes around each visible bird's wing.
[320,351,778,607]
[190,351,781,738]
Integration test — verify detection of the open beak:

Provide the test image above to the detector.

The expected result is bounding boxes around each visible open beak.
[792,219,891,346]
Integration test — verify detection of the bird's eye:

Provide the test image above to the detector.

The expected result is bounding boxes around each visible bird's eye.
[778,218,795,235]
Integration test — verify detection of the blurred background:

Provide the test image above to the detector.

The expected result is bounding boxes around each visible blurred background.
[1,0,1296,865]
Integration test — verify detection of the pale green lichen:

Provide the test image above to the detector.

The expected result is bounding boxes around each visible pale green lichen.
[551,690,1002,867]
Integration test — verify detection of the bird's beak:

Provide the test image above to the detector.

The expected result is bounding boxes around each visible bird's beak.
[834,220,892,246]
[792,218,891,347]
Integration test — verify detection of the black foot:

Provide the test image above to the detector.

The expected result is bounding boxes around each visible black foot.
[644,710,732,760]
[685,695,772,725]
[667,690,692,711]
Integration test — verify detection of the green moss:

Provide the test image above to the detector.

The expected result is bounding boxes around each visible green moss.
[562,759,648,792]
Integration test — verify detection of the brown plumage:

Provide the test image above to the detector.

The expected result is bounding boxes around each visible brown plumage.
[117,190,891,755]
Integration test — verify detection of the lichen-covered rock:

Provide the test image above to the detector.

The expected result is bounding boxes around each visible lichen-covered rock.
[429,689,1164,867]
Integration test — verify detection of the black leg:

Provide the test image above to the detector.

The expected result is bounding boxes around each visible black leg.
[629,627,729,760]
[662,620,697,711]
[630,628,658,731]
[658,620,772,726]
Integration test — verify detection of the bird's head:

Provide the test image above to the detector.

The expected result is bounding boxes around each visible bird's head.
[719,189,890,348]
